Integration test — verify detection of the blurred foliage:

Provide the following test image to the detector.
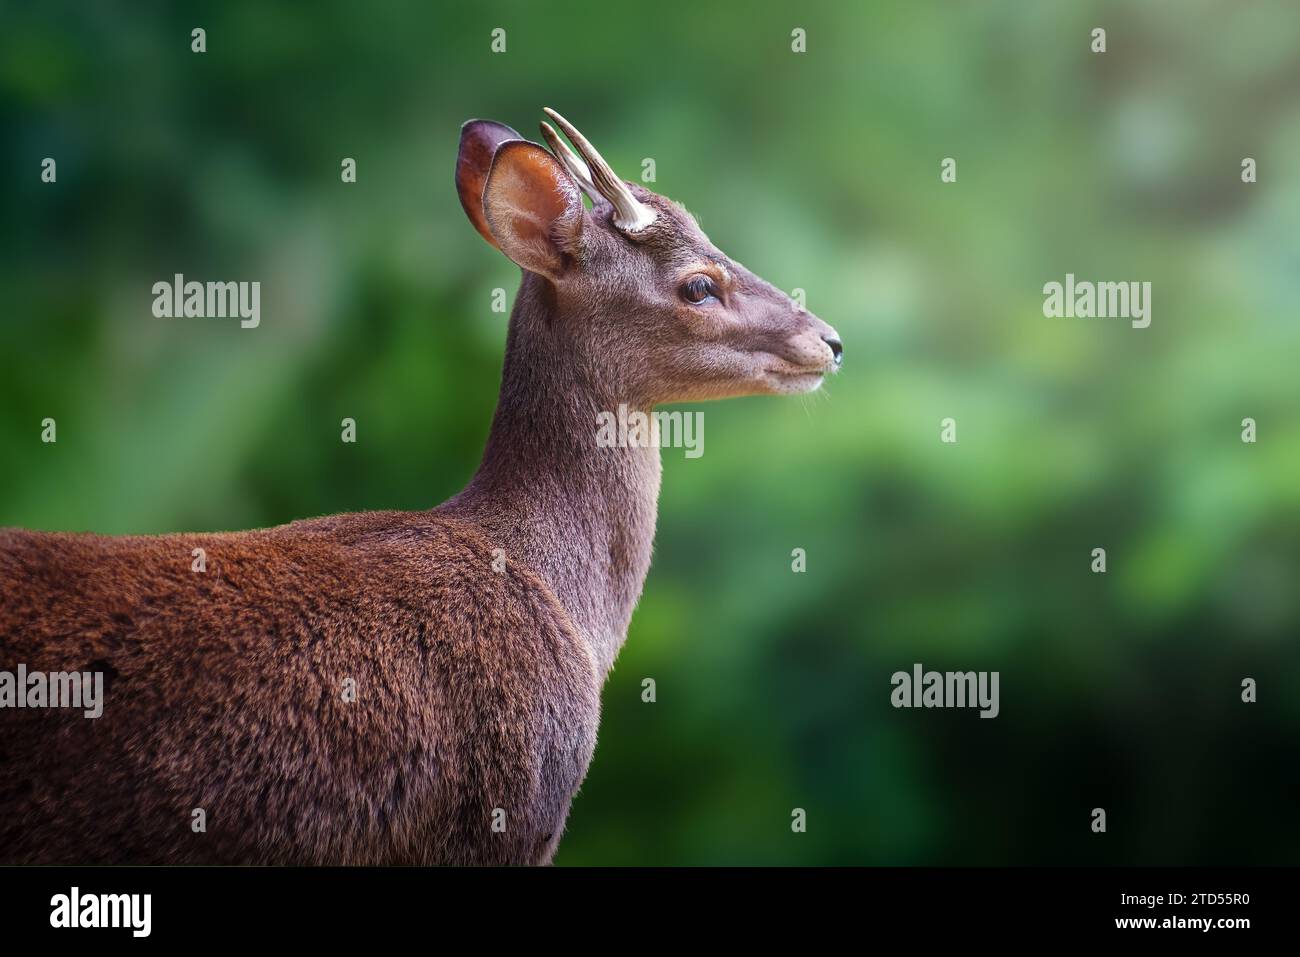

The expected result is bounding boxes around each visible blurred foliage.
[2,0,1298,864]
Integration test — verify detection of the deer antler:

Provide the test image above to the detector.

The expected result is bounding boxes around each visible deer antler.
[539,120,598,198]
[542,107,657,233]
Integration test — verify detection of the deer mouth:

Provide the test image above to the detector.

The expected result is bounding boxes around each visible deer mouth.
[765,364,830,394]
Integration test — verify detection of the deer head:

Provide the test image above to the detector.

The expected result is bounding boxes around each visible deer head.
[455,109,842,406]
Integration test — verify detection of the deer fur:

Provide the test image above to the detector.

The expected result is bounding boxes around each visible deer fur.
[0,111,840,865]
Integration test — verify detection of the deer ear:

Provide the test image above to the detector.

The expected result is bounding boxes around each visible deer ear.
[456,119,523,250]
[481,141,584,280]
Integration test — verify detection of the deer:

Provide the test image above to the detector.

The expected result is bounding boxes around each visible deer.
[0,109,842,865]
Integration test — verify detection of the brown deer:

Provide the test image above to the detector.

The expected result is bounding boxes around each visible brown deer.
[0,109,841,865]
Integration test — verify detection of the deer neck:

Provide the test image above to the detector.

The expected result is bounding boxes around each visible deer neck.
[449,273,662,678]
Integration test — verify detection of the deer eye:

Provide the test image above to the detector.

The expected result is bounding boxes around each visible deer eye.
[680,275,720,305]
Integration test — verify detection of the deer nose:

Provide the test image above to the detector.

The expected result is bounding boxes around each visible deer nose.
[822,334,843,366]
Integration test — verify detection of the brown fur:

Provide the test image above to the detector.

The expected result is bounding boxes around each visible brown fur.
[0,516,595,864]
[0,113,840,864]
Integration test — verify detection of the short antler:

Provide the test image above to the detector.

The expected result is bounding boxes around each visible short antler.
[542,107,656,233]
[538,120,598,197]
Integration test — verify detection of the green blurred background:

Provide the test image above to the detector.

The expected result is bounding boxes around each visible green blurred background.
[2,1,1298,864]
